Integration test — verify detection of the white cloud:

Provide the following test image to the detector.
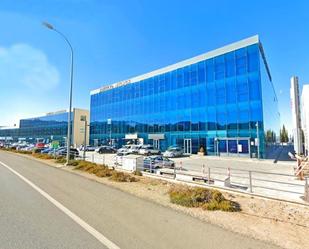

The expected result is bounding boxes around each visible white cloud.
[0,43,60,90]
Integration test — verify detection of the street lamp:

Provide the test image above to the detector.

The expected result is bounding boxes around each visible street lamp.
[43,21,74,165]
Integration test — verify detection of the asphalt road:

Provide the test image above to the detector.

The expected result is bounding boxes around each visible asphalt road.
[0,151,280,249]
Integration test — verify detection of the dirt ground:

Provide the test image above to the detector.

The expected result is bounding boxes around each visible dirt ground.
[13,154,309,249]
[60,167,309,249]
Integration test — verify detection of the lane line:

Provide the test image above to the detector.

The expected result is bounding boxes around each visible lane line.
[0,160,120,249]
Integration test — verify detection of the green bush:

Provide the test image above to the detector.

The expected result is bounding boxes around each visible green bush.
[109,171,138,182]
[168,186,240,212]
[169,187,212,207]
[202,200,239,212]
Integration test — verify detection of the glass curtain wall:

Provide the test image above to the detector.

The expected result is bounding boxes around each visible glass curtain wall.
[91,43,276,158]
[0,112,73,144]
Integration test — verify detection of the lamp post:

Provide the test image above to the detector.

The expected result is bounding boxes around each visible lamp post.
[43,21,74,165]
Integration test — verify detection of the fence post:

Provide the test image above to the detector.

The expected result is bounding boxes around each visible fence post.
[91,154,94,163]
[305,177,309,202]
[249,171,253,193]
[174,164,176,179]
[208,167,211,184]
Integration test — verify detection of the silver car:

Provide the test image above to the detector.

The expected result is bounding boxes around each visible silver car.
[163,147,184,158]
[138,145,160,155]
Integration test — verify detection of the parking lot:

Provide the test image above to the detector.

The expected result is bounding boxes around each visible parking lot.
[81,149,307,203]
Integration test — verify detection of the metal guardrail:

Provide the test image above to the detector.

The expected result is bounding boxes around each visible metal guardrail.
[137,162,307,201]
[83,152,309,202]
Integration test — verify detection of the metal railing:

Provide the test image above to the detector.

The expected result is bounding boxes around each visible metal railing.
[138,162,307,202]
[82,152,309,203]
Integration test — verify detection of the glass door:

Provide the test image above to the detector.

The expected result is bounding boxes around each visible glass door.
[153,139,160,150]
[184,139,192,154]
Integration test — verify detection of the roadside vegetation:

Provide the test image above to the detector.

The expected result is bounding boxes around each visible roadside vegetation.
[66,159,139,182]
[169,186,240,212]
[1,147,238,211]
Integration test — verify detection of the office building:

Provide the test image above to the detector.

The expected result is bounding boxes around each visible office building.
[90,35,280,158]
[0,108,89,147]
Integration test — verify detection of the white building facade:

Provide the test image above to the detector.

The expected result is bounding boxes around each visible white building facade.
[290,76,303,154]
[301,85,309,156]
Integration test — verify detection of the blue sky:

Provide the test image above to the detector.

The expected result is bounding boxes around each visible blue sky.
[0,0,308,131]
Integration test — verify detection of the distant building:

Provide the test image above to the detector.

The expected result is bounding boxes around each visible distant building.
[290,76,303,154]
[0,108,89,147]
[301,85,309,156]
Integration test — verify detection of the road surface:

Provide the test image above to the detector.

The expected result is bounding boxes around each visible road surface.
[0,151,280,249]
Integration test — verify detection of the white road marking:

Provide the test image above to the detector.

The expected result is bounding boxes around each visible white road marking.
[0,160,120,249]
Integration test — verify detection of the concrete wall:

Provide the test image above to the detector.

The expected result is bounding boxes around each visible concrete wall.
[72,108,90,147]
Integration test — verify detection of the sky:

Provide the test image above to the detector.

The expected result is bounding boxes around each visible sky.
[0,0,309,132]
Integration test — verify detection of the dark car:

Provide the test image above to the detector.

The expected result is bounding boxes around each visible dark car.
[96,146,116,154]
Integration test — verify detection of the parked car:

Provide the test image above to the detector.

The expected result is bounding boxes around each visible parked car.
[144,155,175,169]
[116,145,131,155]
[128,145,142,154]
[55,148,79,157]
[48,147,65,155]
[41,147,54,154]
[138,145,160,155]
[96,146,116,154]
[163,147,184,158]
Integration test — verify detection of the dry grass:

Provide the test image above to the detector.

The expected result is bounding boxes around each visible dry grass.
[32,153,53,159]
[55,157,67,164]
[133,170,143,176]
[169,186,240,212]
[109,171,139,182]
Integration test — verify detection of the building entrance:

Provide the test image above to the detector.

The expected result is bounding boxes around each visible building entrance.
[184,139,192,154]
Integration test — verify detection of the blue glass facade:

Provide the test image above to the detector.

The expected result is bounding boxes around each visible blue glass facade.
[90,37,280,158]
[0,111,73,144]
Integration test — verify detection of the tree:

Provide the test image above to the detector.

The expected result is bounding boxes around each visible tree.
[265,129,277,144]
[280,125,289,143]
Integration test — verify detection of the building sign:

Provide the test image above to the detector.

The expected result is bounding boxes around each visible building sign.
[237,144,242,153]
[99,79,131,93]
[148,134,165,140]
[51,140,60,149]
[125,133,138,139]
[46,110,67,116]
